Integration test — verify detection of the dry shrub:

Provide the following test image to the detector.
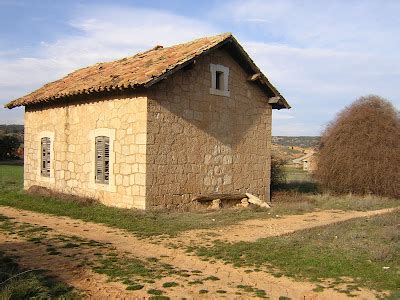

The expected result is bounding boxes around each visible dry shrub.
[27,186,98,205]
[271,154,287,188]
[314,95,400,198]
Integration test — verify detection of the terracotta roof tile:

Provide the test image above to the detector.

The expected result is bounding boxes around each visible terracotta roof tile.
[5,33,290,109]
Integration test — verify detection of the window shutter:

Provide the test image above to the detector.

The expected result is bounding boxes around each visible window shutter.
[41,137,51,177]
[95,136,110,184]
[95,137,104,183]
[104,138,110,183]
[45,138,51,176]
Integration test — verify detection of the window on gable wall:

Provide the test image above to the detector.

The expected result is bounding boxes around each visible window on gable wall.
[210,64,230,97]
[95,136,110,184]
[41,137,51,177]
[215,71,224,90]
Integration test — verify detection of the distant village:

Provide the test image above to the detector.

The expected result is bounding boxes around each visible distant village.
[272,136,320,172]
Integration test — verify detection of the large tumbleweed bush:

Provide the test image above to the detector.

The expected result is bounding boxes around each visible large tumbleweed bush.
[314,95,400,198]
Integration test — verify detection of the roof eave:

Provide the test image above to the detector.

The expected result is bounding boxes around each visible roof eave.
[226,36,291,109]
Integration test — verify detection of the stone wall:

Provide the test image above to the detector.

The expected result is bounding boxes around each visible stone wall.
[24,95,147,209]
[24,48,273,210]
[146,47,272,209]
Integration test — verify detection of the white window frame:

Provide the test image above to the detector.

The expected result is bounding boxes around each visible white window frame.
[210,64,230,97]
[37,131,55,183]
[89,128,116,192]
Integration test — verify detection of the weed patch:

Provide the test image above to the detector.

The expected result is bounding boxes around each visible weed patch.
[194,210,400,297]
[0,251,79,299]
[162,282,178,288]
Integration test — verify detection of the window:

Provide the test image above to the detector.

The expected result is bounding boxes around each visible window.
[210,64,230,97]
[89,128,115,192]
[41,137,51,177]
[95,136,110,184]
[216,71,224,90]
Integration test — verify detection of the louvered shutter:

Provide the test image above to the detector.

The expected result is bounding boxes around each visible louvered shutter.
[95,136,110,184]
[41,137,51,177]
[104,138,110,183]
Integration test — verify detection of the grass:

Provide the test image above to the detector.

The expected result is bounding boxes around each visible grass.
[236,285,268,298]
[0,214,193,295]
[191,210,400,297]
[283,166,313,183]
[126,284,144,290]
[0,165,398,237]
[162,282,178,288]
[274,166,318,193]
[0,250,79,299]
[148,289,163,295]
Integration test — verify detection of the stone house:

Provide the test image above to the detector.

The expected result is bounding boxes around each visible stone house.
[292,152,317,172]
[5,33,290,209]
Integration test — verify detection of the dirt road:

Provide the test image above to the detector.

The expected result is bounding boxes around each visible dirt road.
[1,205,391,299]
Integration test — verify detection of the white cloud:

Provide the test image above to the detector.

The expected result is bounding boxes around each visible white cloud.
[217,0,400,135]
[272,112,295,120]
[1,1,399,136]
[245,40,400,135]
[244,41,400,99]
[0,5,217,124]
[219,0,400,52]
[272,121,323,136]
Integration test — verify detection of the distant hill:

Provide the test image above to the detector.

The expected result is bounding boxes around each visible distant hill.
[272,136,320,148]
[0,124,24,135]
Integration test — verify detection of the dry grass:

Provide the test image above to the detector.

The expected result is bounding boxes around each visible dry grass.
[27,186,97,206]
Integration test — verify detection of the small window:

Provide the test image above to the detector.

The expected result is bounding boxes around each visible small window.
[41,137,51,177]
[95,136,110,184]
[216,71,224,90]
[210,64,230,97]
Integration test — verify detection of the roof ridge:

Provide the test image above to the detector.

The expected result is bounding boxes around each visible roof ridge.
[30,33,233,91]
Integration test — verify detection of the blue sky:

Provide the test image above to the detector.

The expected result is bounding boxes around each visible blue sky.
[1,0,399,135]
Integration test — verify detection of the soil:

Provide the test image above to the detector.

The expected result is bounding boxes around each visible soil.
[0,205,391,299]
[0,233,129,299]
[170,208,396,245]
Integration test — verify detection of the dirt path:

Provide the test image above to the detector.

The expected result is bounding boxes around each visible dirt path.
[0,206,387,299]
[0,233,130,299]
[170,208,396,246]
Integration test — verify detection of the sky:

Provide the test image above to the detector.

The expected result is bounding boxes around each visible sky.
[0,0,399,136]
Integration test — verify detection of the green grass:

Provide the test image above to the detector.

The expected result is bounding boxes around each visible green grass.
[126,284,144,290]
[0,214,191,294]
[203,275,219,281]
[191,210,400,297]
[283,166,313,183]
[275,166,318,193]
[162,282,178,288]
[0,250,79,299]
[0,165,398,237]
[236,285,268,298]
[148,289,163,295]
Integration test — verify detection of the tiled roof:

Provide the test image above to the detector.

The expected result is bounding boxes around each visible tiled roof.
[5,33,290,109]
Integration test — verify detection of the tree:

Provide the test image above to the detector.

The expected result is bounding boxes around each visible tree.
[0,134,20,159]
[314,95,400,198]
